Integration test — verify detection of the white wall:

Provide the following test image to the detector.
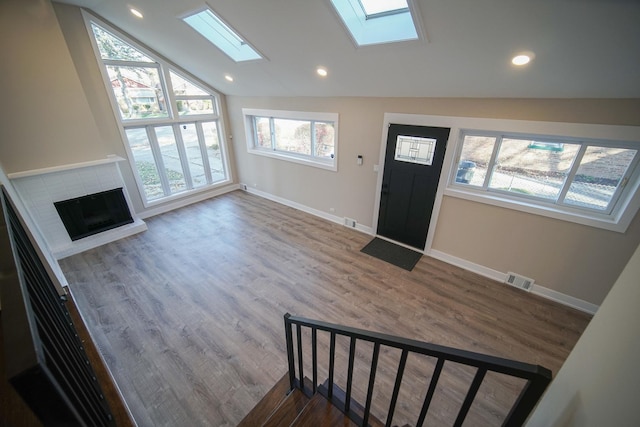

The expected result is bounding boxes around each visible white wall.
[526,241,640,426]
[0,0,109,174]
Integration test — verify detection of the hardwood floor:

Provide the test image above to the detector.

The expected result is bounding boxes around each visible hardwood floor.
[58,190,592,426]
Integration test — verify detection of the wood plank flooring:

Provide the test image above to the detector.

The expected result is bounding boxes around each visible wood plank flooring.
[59,190,592,426]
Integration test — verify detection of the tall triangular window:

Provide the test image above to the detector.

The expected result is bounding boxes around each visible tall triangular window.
[86,16,229,205]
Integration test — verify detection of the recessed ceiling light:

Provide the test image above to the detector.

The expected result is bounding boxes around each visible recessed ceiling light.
[512,52,535,66]
[224,74,234,82]
[316,67,328,77]
[130,8,143,18]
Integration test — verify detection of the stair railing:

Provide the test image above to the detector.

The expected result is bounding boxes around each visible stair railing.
[284,313,551,427]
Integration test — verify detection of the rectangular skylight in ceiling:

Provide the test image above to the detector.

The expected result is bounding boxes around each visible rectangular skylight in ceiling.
[182,8,262,62]
[331,0,420,46]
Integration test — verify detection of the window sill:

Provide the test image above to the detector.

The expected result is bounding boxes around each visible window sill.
[248,148,337,172]
[142,178,233,209]
[444,185,633,233]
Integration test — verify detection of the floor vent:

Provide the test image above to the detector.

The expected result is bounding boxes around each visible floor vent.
[505,272,534,291]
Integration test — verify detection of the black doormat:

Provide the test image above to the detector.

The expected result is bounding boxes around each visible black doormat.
[361,238,422,271]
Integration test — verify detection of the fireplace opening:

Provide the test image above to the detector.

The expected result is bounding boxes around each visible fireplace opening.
[54,188,134,241]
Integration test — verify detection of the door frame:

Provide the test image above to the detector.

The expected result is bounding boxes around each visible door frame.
[372,113,458,253]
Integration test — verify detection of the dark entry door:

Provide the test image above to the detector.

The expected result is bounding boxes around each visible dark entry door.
[377,124,450,249]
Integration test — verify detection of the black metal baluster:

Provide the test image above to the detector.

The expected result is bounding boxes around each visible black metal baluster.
[296,324,304,391]
[344,337,356,413]
[363,342,380,427]
[312,328,318,393]
[328,332,336,399]
[417,358,445,427]
[284,314,295,390]
[453,367,487,427]
[385,349,408,427]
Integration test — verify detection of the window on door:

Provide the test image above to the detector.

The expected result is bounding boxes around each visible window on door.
[86,14,230,206]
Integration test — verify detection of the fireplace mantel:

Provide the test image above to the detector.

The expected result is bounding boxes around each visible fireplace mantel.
[7,155,126,179]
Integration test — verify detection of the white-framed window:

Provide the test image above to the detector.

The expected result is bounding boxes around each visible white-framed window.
[84,12,230,206]
[243,109,338,171]
[449,130,640,231]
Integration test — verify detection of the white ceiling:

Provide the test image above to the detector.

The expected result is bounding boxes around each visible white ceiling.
[54,0,640,98]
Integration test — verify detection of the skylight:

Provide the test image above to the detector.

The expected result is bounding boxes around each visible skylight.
[331,0,419,46]
[182,8,262,62]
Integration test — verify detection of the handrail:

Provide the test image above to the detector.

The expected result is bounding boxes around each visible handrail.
[284,313,551,427]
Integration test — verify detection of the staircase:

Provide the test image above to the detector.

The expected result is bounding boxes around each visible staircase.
[239,374,385,427]
[240,314,552,427]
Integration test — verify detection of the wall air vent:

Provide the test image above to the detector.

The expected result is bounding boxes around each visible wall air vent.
[505,272,534,291]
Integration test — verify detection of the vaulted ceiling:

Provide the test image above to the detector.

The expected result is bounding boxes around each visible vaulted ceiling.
[54,0,640,98]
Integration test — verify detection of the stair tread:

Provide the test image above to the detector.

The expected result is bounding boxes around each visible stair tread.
[237,374,292,427]
[291,393,359,426]
[318,381,386,427]
[263,388,310,427]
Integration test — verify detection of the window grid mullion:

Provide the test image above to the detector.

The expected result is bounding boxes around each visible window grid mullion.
[146,126,171,196]
[484,135,503,189]
[270,118,276,150]
[311,120,317,158]
[162,67,177,120]
[173,124,194,190]
[195,122,214,185]
[102,59,159,68]
[557,144,587,205]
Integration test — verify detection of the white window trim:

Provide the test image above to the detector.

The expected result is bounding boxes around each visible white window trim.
[451,131,640,217]
[243,108,339,172]
[82,10,232,208]
[376,114,640,250]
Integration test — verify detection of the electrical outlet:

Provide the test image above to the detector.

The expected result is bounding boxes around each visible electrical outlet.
[344,217,356,228]
[242,184,247,191]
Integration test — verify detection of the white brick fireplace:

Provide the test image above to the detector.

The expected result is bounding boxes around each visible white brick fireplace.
[9,156,146,259]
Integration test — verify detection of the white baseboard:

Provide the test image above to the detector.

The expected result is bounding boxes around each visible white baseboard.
[530,285,598,315]
[243,186,374,235]
[428,249,598,315]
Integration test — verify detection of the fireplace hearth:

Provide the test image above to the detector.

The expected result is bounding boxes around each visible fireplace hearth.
[54,188,134,241]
